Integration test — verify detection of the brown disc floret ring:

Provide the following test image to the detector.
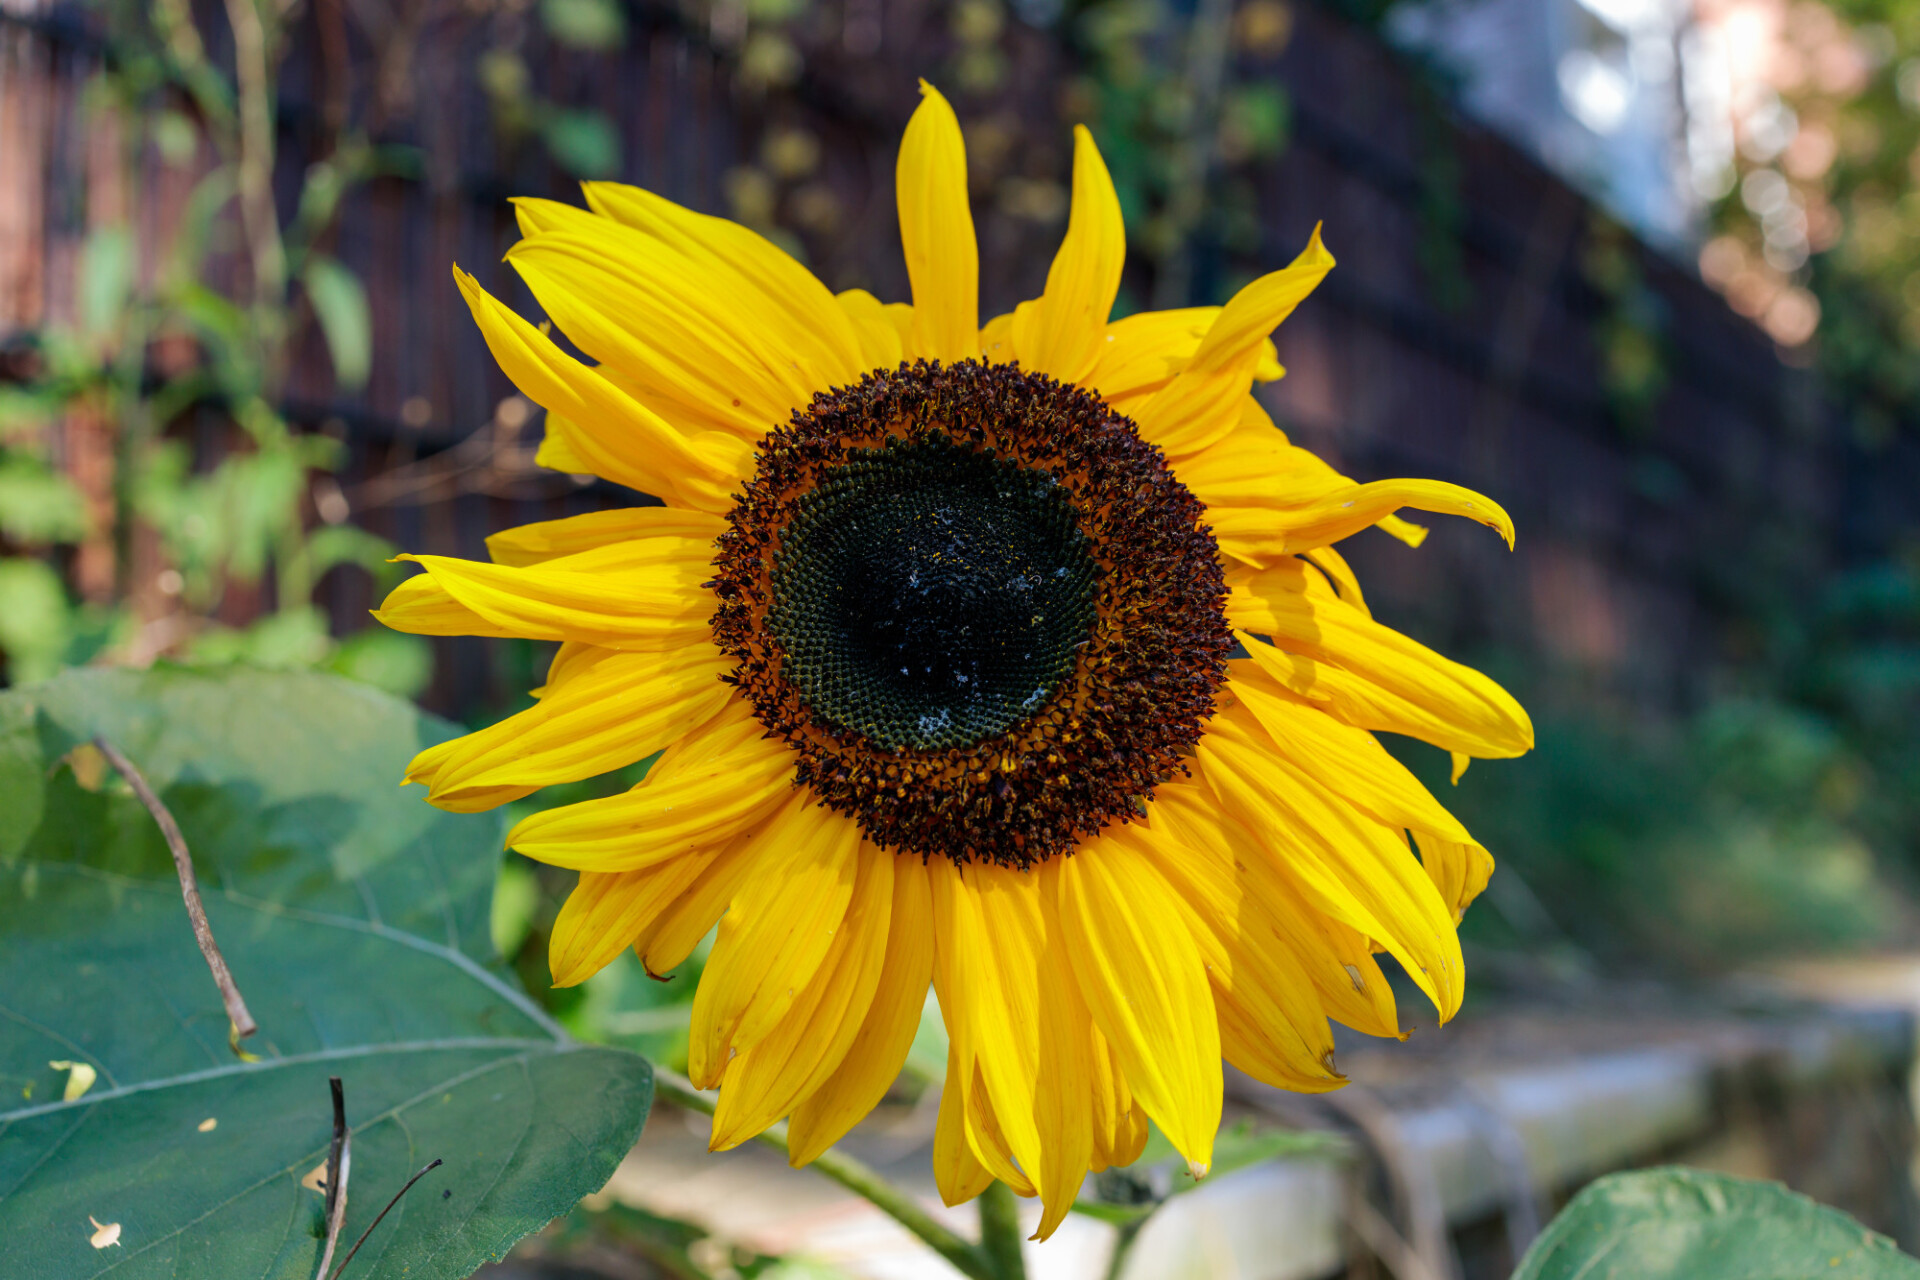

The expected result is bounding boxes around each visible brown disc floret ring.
[710,358,1232,867]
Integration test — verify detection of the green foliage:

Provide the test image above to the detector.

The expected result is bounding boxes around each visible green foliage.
[541,0,627,52]
[0,665,653,1279]
[1428,695,1895,971]
[0,0,419,695]
[543,109,623,178]
[1514,1167,1920,1279]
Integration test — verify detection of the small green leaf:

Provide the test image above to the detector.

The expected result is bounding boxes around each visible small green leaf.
[78,226,134,340]
[1514,1167,1920,1280]
[0,557,72,684]
[302,255,373,391]
[0,456,87,543]
[540,0,626,50]
[0,667,653,1279]
[544,109,621,177]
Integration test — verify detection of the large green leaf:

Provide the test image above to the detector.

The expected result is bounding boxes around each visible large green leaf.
[1514,1167,1920,1280]
[0,667,652,1279]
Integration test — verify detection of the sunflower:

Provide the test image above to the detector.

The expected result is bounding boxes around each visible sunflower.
[376,82,1531,1239]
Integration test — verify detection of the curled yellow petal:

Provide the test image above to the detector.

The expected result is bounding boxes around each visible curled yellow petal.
[1135,227,1333,458]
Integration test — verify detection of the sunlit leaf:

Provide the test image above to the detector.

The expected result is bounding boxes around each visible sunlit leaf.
[1514,1167,1920,1280]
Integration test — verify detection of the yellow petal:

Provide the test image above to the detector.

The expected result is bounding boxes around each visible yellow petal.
[688,799,862,1088]
[1182,398,1436,554]
[1081,306,1279,410]
[1301,545,1369,617]
[535,411,594,474]
[1230,659,1476,844]
[1152,782,1402,1041]
[711,847,895,1150]
[788,852,935,1165]
[388,546,711,652]
[1011,125,1124,383]
[633,823,771,976]
[486,506,727,566]
[1053,832,1221,1175]
[506,699,793,871]
[1209,477,1515,561]
[583,181,869,381]
[405,645,735,812]
[979,310,1015,364]
[509,222,857,438]
[1125,821,1343,1092]
[1134,227,1333,458]
[1232,662,1496,921]
[836,288,911,371]
[452,266,748,509]
[550,859,711,988]
[1228,565,1533,760]
[1030,866,1099,1240]
[897,82,979,363]
[1199,710,1466,1021]
[932,1047,996,1206]
[371,571,516,638]
[927,859,1044,1191]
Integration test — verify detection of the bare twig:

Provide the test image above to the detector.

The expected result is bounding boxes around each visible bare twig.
[91,736,259,1048]
[326,1158,443,1280]
[313,1077,353,1280]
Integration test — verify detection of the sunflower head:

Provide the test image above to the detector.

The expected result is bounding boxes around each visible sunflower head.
[714,357,1230,866]
[376,79,1533,1243]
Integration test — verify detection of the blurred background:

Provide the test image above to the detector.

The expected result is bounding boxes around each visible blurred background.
[5,0,1920,1276]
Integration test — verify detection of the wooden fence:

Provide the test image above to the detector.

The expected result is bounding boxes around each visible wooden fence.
[3,0,1909,718]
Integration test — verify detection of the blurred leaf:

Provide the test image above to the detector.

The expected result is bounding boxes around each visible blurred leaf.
[0,666,654,1279]
[491,855,540,958]
[0,557,71,684]
[165,168,236,285]
[540,0,627,50]
[1514,1167,1920,1279]
[184,605,334,667]
[302,255,373,391]
[0,456,87,543]
[296,523,402,587]
[324,627,433,700]
[0,387,59,435]
[544,110,621,177]
[152,109,199,165]
[78,226,135,341]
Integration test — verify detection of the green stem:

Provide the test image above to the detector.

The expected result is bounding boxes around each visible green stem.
[653,1070,999,1280]
[977,1180,1028,1280]
[1102,1214,1147,1280]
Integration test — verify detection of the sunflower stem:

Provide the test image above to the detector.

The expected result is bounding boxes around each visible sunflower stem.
[653,1070,999,1280]
[977,1180,1029,1280]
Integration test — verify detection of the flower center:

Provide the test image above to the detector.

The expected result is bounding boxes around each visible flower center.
[711,359,1230,868]
[766,438,1098,752]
